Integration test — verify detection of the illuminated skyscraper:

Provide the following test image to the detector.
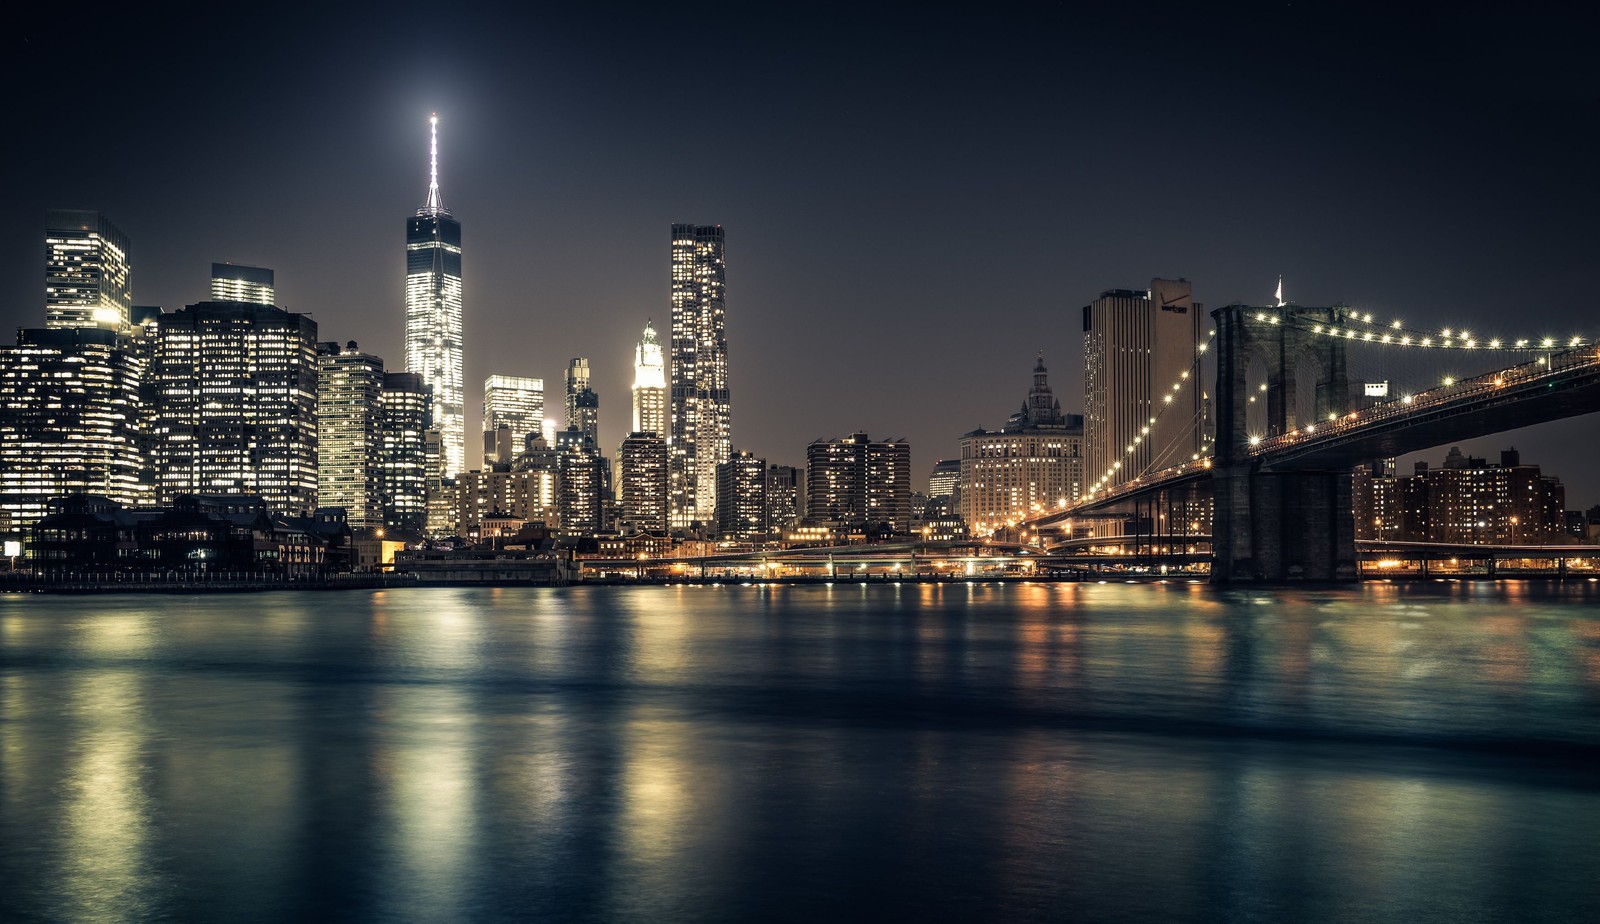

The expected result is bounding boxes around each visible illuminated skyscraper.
[958,353,1085,535]
[483,374,544,466]
[0,328,149,530]
[45,209,132,331]
[716,450,767,540]
[632,320,667,436]
[211,263,275,305]
[804,433,911,532]
[404,115,465,477]
[317,341,385,528]
[619,432,668,534]
[1083,278,1204,492]
[669,224,731,527]
[153,300,319,515]
[379,372,430,531]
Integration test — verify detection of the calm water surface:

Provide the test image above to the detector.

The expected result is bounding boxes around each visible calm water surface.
[2,581,1598,923]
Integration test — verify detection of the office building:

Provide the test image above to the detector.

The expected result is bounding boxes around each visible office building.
[928,459,961,503]
[716,450,768,540]
[483,374,544,465]
[404,115,465,477]
[669,224,731,527]
[380,372,430,531]
[805,433,911,532]
[565,358,599,445]
[45,209,132,331]
[210,263,275,305]
[959,353,1085,535]
[556,428,602,536]
[152,300,319,516]
[317,341,385,528]
[632,320,667,437]
[1083,278,1204,492]
[619,432,669,535]
[0,328,149,530]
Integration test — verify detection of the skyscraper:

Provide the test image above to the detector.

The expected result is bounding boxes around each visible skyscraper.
[211,263,275,305]
[619,432,668,535]
[669,224,731,527]
[632,320,667,437]
[317,341,385,528]
[716,451,768,540]
[0,328,149,530]
[564,358,599,446]
[45,210,132,331]
[556,428,602,536]
[1083,278,1204,492]
[483,374,544,465]
[404,115,465,478]
[153,299,319,515]
[379,372,431,532]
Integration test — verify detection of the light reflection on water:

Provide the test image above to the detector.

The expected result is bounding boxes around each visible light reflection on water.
[1,582,1598,922]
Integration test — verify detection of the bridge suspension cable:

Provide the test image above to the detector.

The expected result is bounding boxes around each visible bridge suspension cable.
[1085,328,1216,499]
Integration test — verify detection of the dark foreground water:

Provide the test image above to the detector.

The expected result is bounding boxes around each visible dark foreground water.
[2,582,1599,923]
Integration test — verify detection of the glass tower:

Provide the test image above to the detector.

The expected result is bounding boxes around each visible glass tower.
[669,224,731,527]
[45,209,132,331]
[404,115,465,477]
[211,263,275,305]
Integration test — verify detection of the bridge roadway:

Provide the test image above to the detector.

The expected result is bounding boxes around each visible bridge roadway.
[1026,340,1600,530]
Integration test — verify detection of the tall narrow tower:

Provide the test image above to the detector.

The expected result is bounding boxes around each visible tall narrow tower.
[404,115,465,477]
[632,319,667,436]
[669,224,730,527]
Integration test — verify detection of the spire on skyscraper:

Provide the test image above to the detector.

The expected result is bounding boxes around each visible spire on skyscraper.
[420,114,449,217]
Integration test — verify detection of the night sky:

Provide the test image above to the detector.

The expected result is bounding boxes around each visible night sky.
[6,4,1599,502]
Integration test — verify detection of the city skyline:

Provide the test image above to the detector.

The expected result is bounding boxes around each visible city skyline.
[4,5,1598,502]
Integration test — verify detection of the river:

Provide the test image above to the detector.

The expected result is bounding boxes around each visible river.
[2,581,1597,922]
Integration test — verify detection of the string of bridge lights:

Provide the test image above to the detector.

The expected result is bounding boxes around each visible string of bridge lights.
[1251,308,1590,351]
[1084,330,1217,500]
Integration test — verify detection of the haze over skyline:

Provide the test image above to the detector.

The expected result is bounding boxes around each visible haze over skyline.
[6,3,1598,501]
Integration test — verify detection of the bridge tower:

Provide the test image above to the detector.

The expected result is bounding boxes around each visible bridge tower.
[1211,304,1358,583]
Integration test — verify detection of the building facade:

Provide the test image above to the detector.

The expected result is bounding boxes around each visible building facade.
[404,115,465,478]
[716,451,768,540]
[153,300,319,516]
[210,263,275,305]
[959,353,1085,535]
[483,374,544,464]
[669,224,731,527]
[805,433,911,532]
[555,428,602,536]
[317,341,385,528]
[1356,447,1568,544]
[1083,278,1204,493]
[379,371,430,531]
[619,432,669,535]
[0,328,149,531]
[766,463,802,531]
[632,320,667,437]
[46,210,132,331]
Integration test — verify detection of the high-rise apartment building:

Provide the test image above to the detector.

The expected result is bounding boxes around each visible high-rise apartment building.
[1357,447,1568,544]
[483,374,544,465]
[619,432,669,535]
[0,328,149,530]
[669,224,731,527]
[1083,278,1204,493]
[927,459,961,504]
[317,341,385,528]
[959,353,1085,535]
[153,299,319,515]
[716,451,768,540]
[404,115,465,478]
[766,464,802,530]
[210,263,275,305]
[379,371,430,532]
[45,210,132,331]
[632,320,667,437]
[805,433,911,532]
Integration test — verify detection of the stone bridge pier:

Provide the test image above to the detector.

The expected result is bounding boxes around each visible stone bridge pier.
[1210,304,1359,583]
